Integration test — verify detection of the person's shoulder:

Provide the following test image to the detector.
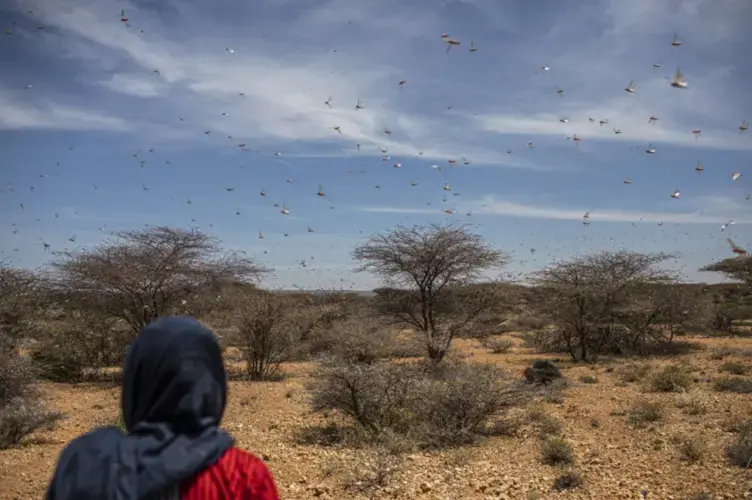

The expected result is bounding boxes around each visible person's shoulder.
[217,447,268,470]
[210,447,278,498]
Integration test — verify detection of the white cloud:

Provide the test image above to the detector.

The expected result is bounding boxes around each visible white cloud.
[358,195,752,224]
[6,0,751,163]
[0,89,130,131]
[99,73,165,97]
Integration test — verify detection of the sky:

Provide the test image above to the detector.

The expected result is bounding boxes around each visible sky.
[1,0,751,290]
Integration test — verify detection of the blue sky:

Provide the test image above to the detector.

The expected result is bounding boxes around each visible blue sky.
[1,0,751,290]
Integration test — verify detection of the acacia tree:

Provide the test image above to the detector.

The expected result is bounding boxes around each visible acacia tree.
[49,226,266,332]
[353,224,507,362]
[700,256,752,331]
[701,255,752,286]
[532,251,677,362]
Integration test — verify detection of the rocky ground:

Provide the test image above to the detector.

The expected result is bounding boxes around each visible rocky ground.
[2,336,751,500]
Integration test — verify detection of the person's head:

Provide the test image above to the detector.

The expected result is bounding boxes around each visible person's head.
[121,315,228,434]
[47,315,234,500]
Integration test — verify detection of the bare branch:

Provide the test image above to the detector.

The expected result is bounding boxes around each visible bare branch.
[46,226,267,332]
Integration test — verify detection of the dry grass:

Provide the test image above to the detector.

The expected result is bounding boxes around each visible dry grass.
[2,334,752,499]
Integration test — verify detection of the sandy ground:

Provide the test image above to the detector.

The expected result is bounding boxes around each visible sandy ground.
[2,336,752,499]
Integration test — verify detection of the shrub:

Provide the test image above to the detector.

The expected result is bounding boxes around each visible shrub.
[0,345,62,449]
[543,379,568,404]
[648,365,692,393]
[627,400,663,427]
[617,363,651,383]
[713,378,752,394]
[235,293,301,380]
[341,441,402,495]
[526,407,563,437]
[675,391,707,416]
[30,314,130,382]
[540,437,574,466]
[552,470,583,491]
[308,358,529,448]
[309,318,393,364]
[678,436,705,463]
[514,315,548,331]
[710,347,752,360]
[720,362,748,375]
[688,493,713,500]
[725,420,752,468]
[480,336,514,354]
[579,375,597,384]
[524,360,562,385]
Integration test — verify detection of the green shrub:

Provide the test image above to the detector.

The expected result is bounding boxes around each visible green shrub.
[540,437,574,466]
[725,420,752,468]
[678,437,705,463]
[720,362,748,376]
[713,378,752,394]
[627,400,663,427]
[648,366,692,393]
[617,363,651,383]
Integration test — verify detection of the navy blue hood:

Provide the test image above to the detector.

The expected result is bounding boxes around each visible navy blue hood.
[46,316,234,500]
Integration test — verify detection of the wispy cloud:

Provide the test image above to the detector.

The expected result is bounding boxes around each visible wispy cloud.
[358,194,752,224]
[0,88,130,131]
[4,0,751,161]
[98,73,166,97]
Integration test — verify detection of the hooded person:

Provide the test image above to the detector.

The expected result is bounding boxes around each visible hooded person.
[46,315,279,500]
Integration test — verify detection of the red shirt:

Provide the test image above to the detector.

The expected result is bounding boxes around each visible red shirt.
[181,447,280,500]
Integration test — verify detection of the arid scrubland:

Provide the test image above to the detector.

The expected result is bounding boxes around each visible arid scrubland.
[1,225,751,499]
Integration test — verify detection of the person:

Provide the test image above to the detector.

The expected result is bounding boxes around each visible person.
[46,315,280,500]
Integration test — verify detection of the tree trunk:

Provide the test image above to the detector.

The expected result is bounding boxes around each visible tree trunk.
[427,342,446,362]
[578,336,587,363]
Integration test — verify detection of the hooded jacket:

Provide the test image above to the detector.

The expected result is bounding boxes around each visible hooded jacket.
[45,315,277,500]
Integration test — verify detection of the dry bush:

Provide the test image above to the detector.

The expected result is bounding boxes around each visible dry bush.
[0,264,41,350]
[479,336,514,354]
[678,436,706,463]
[543,379,568,404]
[308,358,529,448]
[627,400,663,427]
[552,470,583,491]
[647,365,693,393]
[31,312,130,382]
[617,363,651,383]
[0,341,62,449]
[719,362,748,375]
[540,437,574,466]
[305,316,395,364]
[710,346,752,360]
[523,359,563,385]
[514,314,548,331]
[340,436,404,497]
[232,292,327,380]
[353,224,508,362]
[713,377,752,394]
[725,420,752,468]
[525,407,564,437]
[675,391,707,416]
[0,265,64,446]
